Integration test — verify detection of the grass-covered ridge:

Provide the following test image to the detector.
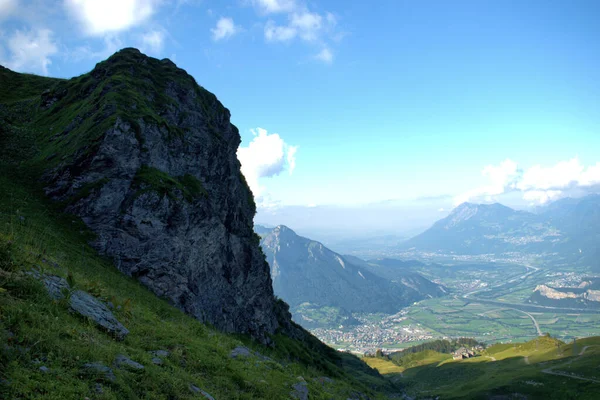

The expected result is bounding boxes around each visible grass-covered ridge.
[0,169,393,399]
[364,335,600,399]
[0,50,395,398]
[2,48,230,175]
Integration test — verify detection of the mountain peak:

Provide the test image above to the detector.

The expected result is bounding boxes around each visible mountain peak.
[272,225,299,238]
[3,48,279,342]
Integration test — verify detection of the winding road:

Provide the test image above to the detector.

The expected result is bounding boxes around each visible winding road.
[541,345,600,383]
[517,309,543,337]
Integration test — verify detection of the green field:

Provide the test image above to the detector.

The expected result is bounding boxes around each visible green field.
[365,336,600,399]
[403,296,600,344]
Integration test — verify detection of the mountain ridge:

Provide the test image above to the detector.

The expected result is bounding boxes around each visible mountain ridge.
[1,48,293,343]
[401,195,600,263]
[260,225,444,320]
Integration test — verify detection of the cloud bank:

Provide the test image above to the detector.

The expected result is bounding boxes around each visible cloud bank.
[237,128,298,200]
[455,157,600,205]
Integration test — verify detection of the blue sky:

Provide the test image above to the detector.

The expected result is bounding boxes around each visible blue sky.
[1,0,599,233]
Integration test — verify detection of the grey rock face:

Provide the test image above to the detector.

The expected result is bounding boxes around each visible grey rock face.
[44,48,278,342]
[40,274,69,300]
[291,381,309,400]
[70,290,130,340]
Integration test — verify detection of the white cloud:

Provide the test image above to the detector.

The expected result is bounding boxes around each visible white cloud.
[264,20,296,42]
[315,47,332,64]
[286,143,298,174]
[252,0,297,14]
[523,190,562,205]
[237,127,298,198]
[455,157,600,205]
[140,29,164,54]
[255,2,339,63]
[453,159,521,205]
[264,10,331,44]
[211,17,240,41]
[64,0,161,36]
[2,28,58,75]
[518,158,600,191]
[290,11,322,41]
[0,0,18,19]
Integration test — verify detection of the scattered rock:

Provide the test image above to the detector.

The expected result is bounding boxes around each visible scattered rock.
[148,349,169,365]
[291,381,309,400]
[114,354,144,370]
[69,290,129,340]
[40,274,70,300]
[229,345,273,362]
[230,346,252,359]
[82,362,116,382]
[189,384,215,399]
[39,366,49,373]
[149,349,169,358]
[347,391,372,400]
[314,376,334,386]
[95,383,103,394]
[29,271,129,340]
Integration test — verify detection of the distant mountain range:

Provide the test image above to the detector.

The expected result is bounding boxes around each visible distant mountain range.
[400,195,600,266]
[257,225,445,318]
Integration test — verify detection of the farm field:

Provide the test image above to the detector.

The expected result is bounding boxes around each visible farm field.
[403,296,600,344]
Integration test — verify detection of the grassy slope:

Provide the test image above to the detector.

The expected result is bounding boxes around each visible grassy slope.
[0,59,395,399]
[365,336,600,399]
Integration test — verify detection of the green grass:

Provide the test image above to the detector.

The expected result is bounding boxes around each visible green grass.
[0,50,395,399]
[362,357,405,375]
[366,335,600,399]
[0,170,395,399]
[133,166,207,202]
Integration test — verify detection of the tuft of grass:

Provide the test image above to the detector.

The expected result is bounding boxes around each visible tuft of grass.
[133,166,207,203]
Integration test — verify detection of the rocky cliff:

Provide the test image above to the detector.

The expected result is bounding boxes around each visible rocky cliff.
[20,48,279,342]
